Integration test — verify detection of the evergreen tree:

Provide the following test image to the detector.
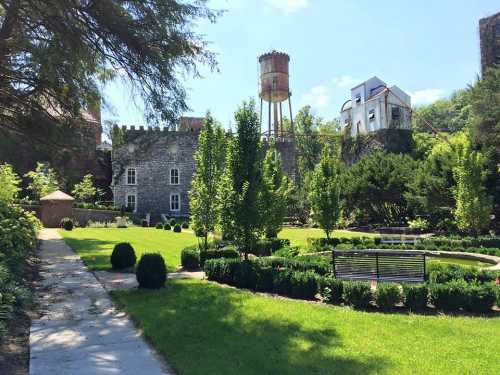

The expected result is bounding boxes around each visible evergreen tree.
[308,147,342,239]
[218,100,263,258]
[453,140,492,236]
[189,113,226,250]
[261,143,293,238]
[72,174,98,203]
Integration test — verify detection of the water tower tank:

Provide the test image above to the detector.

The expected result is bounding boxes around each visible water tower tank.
[259,51,290,103]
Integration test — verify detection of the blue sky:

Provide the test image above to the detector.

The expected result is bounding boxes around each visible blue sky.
[103,0,499,129]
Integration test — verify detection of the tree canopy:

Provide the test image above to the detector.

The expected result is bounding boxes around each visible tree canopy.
[0,0,219,132]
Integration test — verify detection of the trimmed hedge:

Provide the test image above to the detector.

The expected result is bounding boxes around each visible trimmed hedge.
[375,283,401,310]
[429,280,468,311]
[464,284,497,313]
[181,222,189,229]
[427,263,499,284]
[199,248,240,266]
[256,256,330,276]
[319,275,344,304]
[155,223,163,229]
[110,242,136,270]
[342,281,372,309]
[136,253,167,289]
[402,284,429,310]
[181,248,200,270]
[163,223,171,230]
[169,218,176,226]
[173,224,182,233]
[141,219,148,227]
[251,238,291,256]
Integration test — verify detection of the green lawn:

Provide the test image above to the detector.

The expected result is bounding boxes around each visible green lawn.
[59,227,198,272]
[113,279,500,375]
[279,227,379,250]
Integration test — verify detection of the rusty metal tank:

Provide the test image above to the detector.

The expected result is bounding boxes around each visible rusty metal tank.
[259,51,290,103]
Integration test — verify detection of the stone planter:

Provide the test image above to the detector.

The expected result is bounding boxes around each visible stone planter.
[116,216,128,228]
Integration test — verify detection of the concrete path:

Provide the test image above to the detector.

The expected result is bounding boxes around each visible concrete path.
[30,228,172,375]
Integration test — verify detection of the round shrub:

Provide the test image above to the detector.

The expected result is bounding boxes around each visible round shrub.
[136,253,167,289]
[375,283,402,310]
[110,242,136,270]
[256,266,274,292]
[342,281,372,309]
[402,284,428,310]
[60,217,74,231]
[169,218,176,226]
[464,284,497,313]
[141,219,148,227]
[163,223,171,230]
[181,221,189,229]
[374,237,381,246]
[173,223,182,233]
[181,248,200,270]
[319,276,343,304]
[155,223,163,229]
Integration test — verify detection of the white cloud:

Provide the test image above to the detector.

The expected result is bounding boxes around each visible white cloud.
[410,89,445,106]
[267,0,309,14]
[302,85,330,109]
[332,75,361,88]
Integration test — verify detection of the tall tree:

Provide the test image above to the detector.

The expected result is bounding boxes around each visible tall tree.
[0,0,219,133]
[189,113,226,250]
[71,173,98,203]
[218,100,263,258]
[24,162,59,200]
[0,162,20,203]
[453,139,492,236]
[308,146,342,239]
[261,143,293,238]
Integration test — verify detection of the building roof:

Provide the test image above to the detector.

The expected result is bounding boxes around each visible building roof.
[40,190,75,201]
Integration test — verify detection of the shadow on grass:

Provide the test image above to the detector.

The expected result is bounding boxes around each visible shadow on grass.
[113,281,392,375]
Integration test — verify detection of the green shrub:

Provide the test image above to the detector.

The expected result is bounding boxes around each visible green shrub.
[181,221,189,229]
[402,284,428,310]
[427,263,498,284]
[136,253,167,289]
[163,223,171,230]
[255,266,274,292]
[181,248,200,270]
[319,276,343,304]
[141,219,148,227]
[343,281,372,309]
[429,280,468,311]
[290,271,319,299]
[252,238,290,256]
[256,256,330,276]
[375,283,402,310]
[155,223,163,229]
[200,248,240,266]
[169,218,176,226]
[272,246,300,258]
[60,217,74,231]
[173,223,182,233]
[374,237,382,246]
[231,260,258,289]
[204,258,240,284]
[110,242,136,270]
[273,269,294,296]
[464,284,497,313]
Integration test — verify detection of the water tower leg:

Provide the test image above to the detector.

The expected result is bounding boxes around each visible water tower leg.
[260,97,263,131]
[273,102,279,139]
[288,96,294,138]
[279,101,283,140]
[268,100,271,139]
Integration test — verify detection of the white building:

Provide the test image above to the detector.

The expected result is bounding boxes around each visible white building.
[340,76,412,138]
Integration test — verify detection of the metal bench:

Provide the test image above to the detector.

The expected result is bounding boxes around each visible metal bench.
[332,249,426,283]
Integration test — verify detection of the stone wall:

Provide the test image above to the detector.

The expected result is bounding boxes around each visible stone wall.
[73,208,121,226]
[479,12,500,75]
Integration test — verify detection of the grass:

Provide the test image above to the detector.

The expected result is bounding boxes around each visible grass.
[59,227,198,272]
[279,227,378,250]
[113,279,500,375]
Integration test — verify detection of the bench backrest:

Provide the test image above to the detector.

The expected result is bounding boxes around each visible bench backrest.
[332,250,426,282]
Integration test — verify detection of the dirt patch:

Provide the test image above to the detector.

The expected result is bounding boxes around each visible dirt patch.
[0,255,39,375]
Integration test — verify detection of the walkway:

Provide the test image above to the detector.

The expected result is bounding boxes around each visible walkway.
[30,229,172,375]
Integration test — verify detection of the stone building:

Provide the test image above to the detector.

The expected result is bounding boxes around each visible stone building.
[111,118,296,221]
[479,11,500,75]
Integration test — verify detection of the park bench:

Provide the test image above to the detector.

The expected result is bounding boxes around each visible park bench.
[332,249,426,283]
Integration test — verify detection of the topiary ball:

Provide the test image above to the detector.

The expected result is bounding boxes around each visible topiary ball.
[110,242,137,270]
[136,253,167,289]
[155,223,163,229]
[60,217,74,231]
[163,223,171,230]
[141,219,148,227]
[169,218,176,226]
[173,223,182,233]
[181,221,189,229]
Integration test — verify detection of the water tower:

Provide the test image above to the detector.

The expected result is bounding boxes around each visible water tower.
[259,51,294,139]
